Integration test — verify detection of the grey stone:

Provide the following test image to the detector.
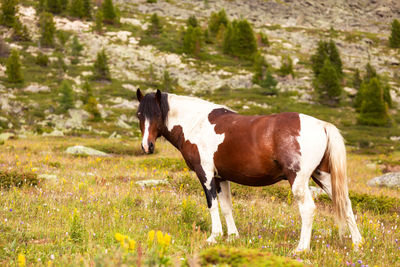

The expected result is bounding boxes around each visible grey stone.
[65,145,109,157]
[42,130,64,137]
[38,174,58,181]
[135,179,169,187]
[24,83,51,93]
[367,173,400,188]
[0,132,15,141]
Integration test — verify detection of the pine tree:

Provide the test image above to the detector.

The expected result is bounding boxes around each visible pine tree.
[70,0,84,18]
[187,15,198,28]
[389,19,400,48]
[314,58,342,106]
[161,69,176,92]
[363,62,377,83]
[92,49,111,81]
[223,19,257,60]
[357,77,390,126]
[146,13,162,36]
[352,69,362,90]
[81,80,93,104]
[59,80,74,112]
[311,40,343,79]
[71,36,83,57]
[102,0,116,24]
[35,52,49,66]
[12,18,30,41]
[47,0,62,14]
[0,0,18,27]
[94,10,103,33]
[82,0,91,18]
[6,49,23,83]
[208,9,228,36]
[39,12,56,47]
[183,25,202,57]
[85,96,101,121]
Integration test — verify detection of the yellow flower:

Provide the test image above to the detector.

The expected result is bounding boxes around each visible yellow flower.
[148,230,155,242]
[163,233,171,247]
[129,239,136,251]
[156,230,164,245]
[271,196,275,201]
[17,253,26,267]
[115,233,124,242]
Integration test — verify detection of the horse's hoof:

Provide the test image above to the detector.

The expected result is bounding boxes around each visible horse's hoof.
[293,247,309,254]
[206,233,222,243]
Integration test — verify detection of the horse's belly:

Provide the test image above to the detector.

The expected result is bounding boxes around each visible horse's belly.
[218,172,284,186]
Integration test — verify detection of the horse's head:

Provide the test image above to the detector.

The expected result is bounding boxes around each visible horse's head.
[136,89,168,154]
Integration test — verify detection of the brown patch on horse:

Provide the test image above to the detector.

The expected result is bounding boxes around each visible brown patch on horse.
[209,109,301,187]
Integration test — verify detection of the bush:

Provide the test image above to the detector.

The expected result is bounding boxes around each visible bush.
[92,49,111,81]
[314,58,342,106]
[69,0,84,18]
[161,69,176,92]
[85,96,101,121]
[147,0,157,2]
[252,53,277,94]
[35,52,49,66]
[223,19,257,60]
[0,169,39,188]
[389,19,400,48]
[94,10,103,33]
[0,0,18,27]
[82,0,92,18]
[71,35,83,58]
[257,32,269,47]
[6,49,23,83]
[278,55,294,77]
[187,15,198,28]
[146,13,162,36]
[12,19,30,41]
[183,26,202,56]
[208,9,228,36]
[39,12,56,47]
[59,80,74,112]
[357,77,390,126]
[352,69,362,90]
[200,247,304,267]
[102,0,117,24]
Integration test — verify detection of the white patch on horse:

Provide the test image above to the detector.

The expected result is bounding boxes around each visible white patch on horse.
[142,118,150,152]
[292,114,328,251]
[166,94,226,188]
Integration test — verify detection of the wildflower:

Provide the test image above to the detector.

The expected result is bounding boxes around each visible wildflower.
[148,230,155,242]
[271,196,275,201]
[115,233,124,242]
[156,230,164,245]
[164,233,171,246]
[129,239,136,251]
[17,253,26,267]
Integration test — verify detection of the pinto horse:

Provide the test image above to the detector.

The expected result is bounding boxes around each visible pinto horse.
[136,89,362,251]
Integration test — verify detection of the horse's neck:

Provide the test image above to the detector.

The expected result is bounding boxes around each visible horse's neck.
[163,94,222,146]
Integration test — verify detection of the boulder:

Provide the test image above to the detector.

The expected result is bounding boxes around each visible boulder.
[24,83,51,93]
[0,132,15,141]
[65,145,109,157]
[135,179,169,187]
[116,118,131,129]
[42,130,64,137]
[367,173,400,188]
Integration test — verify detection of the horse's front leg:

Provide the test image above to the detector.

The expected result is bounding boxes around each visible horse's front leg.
[218,180,239,239]
[195,167,223,243]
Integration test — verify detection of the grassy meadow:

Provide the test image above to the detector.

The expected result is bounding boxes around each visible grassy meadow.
[0,136,399,266]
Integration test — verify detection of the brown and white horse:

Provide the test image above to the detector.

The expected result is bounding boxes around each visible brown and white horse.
[136,89,362,252]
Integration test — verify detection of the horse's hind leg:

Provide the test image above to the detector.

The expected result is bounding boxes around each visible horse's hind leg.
[217,180,239,238]
[290,170,316,252]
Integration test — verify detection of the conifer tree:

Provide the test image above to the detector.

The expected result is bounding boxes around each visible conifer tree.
[208,9,228,36]
[161,69,176,92]
[12,19,30,41]
[92,49,111,81]
[0,0,18,27]
[81,80,93,104]
[357,77,390,126]
[102,0,116,24]
[352,69,362,90]
[187,15,198,28]
[59,80,74,112]
[47,0,62,14]
[146,13,162,36]
[183,25,202,57]
[314,58,342,106]
[94,10,103,33]
[70,0,84,18]
[39,12,56,47]
[223,19,257,60]
[389,19,400,48]
[278,55,294,77]
[71,36,83,57]
[6,49,23,83]
[252,53,277,94]
[311,40,343,79]
[85,96,101,121]
[82,0,91,18]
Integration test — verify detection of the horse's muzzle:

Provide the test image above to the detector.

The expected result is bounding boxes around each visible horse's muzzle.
[142,142,155,154]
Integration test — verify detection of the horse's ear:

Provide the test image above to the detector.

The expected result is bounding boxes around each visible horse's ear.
[136,88,143,102]
[155,89,162,106]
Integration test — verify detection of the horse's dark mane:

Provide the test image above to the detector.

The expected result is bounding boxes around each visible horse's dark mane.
[138,92,169,123]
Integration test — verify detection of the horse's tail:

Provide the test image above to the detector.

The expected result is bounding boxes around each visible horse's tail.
[325,123,349,231]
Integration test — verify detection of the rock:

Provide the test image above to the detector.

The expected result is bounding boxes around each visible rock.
[0,116,7,122]
[343,87,357,96]
[116,118,131,129]
[309,186,326,198]
[0,132,15,141]
[109,131,121,139]
[65,145,109,157]
[38,174,58,181]
[64,109,91,129]
[135,179,169,187]
[42,130,64,137]
[24,83,51,93]
[390,136,400,141]
[122,84,137,92]
[367,173,400,188]
[112,100,138,110]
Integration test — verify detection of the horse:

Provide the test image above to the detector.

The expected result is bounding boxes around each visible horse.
[135,89,362,252]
